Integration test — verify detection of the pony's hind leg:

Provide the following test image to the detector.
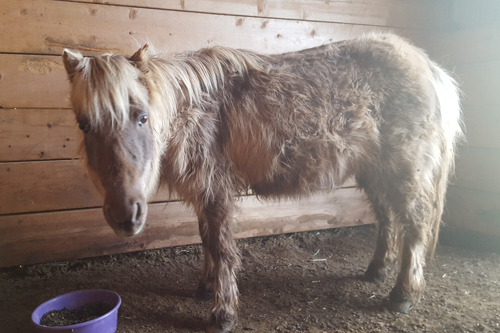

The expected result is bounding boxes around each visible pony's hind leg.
[357,175,397,283]
[364,198,396,283]
[198,198,240,333]
[360,165,434,311]
[388,193,433,312]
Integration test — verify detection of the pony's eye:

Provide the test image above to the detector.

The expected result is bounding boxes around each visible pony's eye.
[138,114,148,126]
[78,122,91,134]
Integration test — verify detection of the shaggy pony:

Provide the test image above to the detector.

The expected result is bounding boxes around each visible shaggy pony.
[62,33,463,332]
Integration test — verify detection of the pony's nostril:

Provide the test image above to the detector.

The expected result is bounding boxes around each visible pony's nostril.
[133,202,142,222]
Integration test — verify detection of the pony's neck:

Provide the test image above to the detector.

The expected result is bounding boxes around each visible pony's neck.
[141,47,263,197]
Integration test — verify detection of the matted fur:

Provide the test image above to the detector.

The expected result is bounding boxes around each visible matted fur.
[62,33,463,332]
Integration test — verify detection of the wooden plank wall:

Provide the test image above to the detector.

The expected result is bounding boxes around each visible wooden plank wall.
[0,0,447,267]
[424,0,500,239]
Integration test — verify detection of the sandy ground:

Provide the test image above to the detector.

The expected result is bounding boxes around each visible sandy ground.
[2,225,500,332]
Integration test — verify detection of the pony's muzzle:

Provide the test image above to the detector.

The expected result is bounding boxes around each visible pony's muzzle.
[103,196,147,237]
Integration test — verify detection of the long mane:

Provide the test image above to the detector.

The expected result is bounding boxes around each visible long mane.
[146,46,264,118]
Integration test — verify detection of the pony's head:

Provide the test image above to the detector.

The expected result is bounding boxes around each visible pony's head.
[62,46,158,237]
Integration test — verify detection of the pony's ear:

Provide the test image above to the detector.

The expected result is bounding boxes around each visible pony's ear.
[62,49,83,77]
[130,44,150,73]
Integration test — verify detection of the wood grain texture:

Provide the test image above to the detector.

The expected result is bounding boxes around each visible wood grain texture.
[0,160,171,215]
[444,186,500,238]
[0,0,419,57]
[461,104,500,149]
[0,55,70,109]
[0,189,375,267]
[0,109,78,161]
[454,147,500,194]
[0,160,102,214]
[58,0,450,30]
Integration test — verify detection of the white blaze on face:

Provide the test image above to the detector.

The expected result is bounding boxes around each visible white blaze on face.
[139,158,153,196]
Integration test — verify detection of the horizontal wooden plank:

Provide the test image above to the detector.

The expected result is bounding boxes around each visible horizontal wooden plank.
[0,160,101,214]
[461,104,500,149]
[443,185,500,239]
[0,54,70,109]
[0,0,423,57]
[0,159,356,215]
[0,0,412,54]
[0,160,171,215]
[0,189,375,267]
[0,109,78,161]
[453,146,500,194]
[424,20,500,66]
[59,0,450,30]
[453,59,500,106]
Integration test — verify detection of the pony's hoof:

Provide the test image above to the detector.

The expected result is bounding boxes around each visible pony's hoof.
[386,300,413,313]
[206,313,237,333]
[363,262,386,283]
[387,287,414,313]
[195,285,214,301]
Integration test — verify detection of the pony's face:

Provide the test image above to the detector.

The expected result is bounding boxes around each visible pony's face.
[62,47,154,237]
[80,107,153,237]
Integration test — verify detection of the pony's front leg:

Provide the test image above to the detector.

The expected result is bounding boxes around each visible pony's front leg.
[198,200,240,333]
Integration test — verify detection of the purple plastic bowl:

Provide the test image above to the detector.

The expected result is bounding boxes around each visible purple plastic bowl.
[31,289,121,333]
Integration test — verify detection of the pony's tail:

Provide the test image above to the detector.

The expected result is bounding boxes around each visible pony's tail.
[428,62,465,258]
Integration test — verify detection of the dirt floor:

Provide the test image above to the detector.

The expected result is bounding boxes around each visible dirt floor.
[2,225,500,332]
